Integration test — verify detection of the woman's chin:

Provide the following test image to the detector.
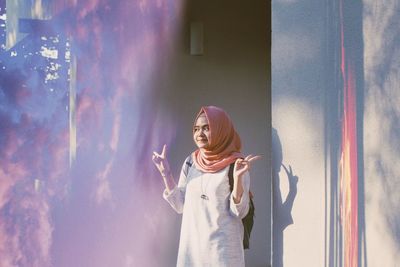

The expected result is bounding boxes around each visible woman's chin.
[196,143,209,150]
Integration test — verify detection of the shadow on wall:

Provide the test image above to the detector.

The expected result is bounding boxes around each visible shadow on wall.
[272,128,298,267]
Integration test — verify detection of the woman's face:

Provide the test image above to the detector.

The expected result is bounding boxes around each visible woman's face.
[193,114,210,149]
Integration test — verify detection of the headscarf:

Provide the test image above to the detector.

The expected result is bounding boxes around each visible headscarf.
[192,106,243,173]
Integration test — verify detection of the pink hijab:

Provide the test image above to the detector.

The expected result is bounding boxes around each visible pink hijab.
[192,106,243,173]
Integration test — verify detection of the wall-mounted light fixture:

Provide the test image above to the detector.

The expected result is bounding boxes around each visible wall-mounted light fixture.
[190,22,204,56]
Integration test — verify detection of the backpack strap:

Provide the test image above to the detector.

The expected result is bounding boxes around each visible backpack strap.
[183,155,193,177]
[228,162,235,192]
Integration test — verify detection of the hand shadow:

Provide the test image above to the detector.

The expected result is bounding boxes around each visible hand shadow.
[272,128,298,267]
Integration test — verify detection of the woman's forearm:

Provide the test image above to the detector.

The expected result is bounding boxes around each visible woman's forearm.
[162,172,177,193]
[232,176,244,204]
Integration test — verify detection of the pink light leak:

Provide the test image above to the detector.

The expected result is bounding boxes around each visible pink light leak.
[1,0,183,266]
[339,1,358,266]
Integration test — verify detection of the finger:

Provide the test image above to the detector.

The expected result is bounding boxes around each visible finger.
[236,160,250,172]
[289,165,293,175]
[152,154,161,163]
[282,163,290,176]
[234,161,244,172]
[235,160,245,170]
[248,155,262,162]
[236,156,250,165]
[153,151,162,158]
[244,155,253,161]
[237,158,249,167]
[237,155,261,170]
[161,144,167,157]
[236,156,246,165]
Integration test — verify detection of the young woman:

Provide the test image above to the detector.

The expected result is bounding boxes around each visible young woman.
[152,106,260,267]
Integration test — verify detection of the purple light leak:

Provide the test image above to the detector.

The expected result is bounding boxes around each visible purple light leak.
[0,1,183,266]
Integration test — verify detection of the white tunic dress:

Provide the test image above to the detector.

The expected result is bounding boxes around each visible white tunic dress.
[163,157,250,267]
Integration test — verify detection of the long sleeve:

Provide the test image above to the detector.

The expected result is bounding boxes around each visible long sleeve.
[163,158,190,214]
[229,171,250,219]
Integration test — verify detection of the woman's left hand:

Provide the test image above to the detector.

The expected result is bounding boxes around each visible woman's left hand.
[234,155,262,180]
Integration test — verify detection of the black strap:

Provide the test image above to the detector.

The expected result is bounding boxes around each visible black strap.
[185,160,193,168]
[183,156,193,176]
[228,162,235,192]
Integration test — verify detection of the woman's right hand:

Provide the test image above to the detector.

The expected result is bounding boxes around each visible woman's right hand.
[152,144,171,177]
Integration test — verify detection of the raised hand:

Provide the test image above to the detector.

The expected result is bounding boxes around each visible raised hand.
[233,154,262,180]
[282,164,298,190]
[152,144,171,177]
